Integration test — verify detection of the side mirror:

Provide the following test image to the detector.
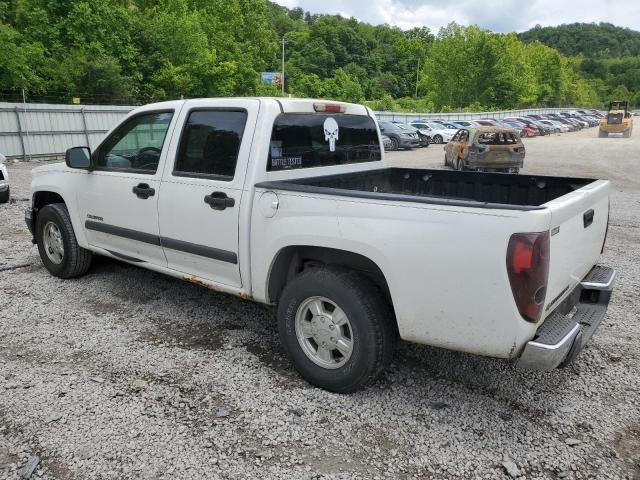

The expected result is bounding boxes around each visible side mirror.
[65,146,91,169]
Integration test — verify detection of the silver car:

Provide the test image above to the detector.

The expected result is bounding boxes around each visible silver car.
[0,154,9,203]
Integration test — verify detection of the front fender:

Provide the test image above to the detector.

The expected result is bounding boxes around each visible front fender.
[31,167,89,249]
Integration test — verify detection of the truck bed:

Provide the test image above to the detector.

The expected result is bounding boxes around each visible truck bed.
[256,168,595,210]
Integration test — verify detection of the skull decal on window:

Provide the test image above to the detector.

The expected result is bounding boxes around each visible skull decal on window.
[323,117,339,152]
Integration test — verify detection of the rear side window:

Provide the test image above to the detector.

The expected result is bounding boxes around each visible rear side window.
[175,110,247,179]
[268,114,381,171]
[477,131,519,145]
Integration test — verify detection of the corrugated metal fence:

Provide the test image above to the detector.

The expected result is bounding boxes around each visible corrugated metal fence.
[0,102,575,161]
[0,103,133,160]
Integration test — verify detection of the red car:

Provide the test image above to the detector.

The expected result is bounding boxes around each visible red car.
[502,119,539,137]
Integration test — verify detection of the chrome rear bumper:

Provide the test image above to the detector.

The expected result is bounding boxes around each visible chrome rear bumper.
[516,265,615,371]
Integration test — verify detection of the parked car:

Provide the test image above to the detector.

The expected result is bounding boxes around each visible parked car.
[522,118,553,135]
[474,119,500,127]
[393,123,430,147]
[450,120,479,128]
[500,120,536,137]
[444,126,525,173]
[26,98,615,393]
[381,135,393,150]
[545,115,580,131]
[505,117,547,136]
[378,121,420,150]
[409,121,456,144]
[537,119,564,133]
[0,153,9,203]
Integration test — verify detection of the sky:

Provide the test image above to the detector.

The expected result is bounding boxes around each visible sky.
[272,0,640,33]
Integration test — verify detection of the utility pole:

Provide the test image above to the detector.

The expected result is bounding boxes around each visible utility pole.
[281,37,285,95]
[22,88,31,161]
[415,58,420,98]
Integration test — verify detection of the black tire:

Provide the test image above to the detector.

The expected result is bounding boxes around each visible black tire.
[389,137,399,151]
[36,203,92,279]
[0,186,9,204]
[277,267,394,393]
[434,135,443,144]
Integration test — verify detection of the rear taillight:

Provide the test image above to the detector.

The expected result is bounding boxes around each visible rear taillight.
[507,232,550,322]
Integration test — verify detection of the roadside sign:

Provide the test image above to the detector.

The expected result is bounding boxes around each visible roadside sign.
[72,97,81,104]
[261,72,283,85]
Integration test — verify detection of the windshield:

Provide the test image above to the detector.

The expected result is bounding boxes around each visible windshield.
[607,113,623,124]
[268,113,381,171]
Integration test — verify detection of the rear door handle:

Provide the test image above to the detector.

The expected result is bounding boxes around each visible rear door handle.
[204,191,235,210]
[132,183,155,199]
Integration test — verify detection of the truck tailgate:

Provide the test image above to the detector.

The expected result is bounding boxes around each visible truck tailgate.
[543,179,610,317]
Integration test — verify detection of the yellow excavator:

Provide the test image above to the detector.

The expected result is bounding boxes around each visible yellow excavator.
[599,100,633,138]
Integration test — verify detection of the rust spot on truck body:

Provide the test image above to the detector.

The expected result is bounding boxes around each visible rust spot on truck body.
[182,275,254,302]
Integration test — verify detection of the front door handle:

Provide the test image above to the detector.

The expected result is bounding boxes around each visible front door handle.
[204,191,235,210]
[132,183,155,199]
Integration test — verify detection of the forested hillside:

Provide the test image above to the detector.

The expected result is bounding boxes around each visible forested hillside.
[520,23,640,107]
[0,1,637,110]
[519,23,640,58]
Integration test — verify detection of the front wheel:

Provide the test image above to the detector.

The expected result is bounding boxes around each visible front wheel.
[433,135,443,144]
[0,186,9,204]
[389,137,399,151]
[277,267,394,393]
[36,203,93,278]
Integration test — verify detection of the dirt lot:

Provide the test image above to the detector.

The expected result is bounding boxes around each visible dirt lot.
[1,127,639,480]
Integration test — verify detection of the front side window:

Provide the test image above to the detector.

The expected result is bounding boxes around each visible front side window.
[174,110,247,179]
[95,111,173,173]
[268,114,381,171]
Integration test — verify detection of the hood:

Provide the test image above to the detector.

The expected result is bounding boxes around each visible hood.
[31,162,66,177]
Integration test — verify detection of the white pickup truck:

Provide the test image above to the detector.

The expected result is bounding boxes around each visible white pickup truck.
[26,98,615,393]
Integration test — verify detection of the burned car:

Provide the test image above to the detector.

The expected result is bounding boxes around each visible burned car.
[444,126,525,173]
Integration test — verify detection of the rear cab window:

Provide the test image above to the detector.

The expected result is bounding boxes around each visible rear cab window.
[476,131,519,145]
[268,113,381,171]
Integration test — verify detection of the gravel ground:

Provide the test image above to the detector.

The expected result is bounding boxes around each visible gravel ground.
[1,127,639,480]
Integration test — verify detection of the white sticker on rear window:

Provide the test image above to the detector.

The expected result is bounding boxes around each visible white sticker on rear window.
[323,117,339,152]
[271,156,303,170]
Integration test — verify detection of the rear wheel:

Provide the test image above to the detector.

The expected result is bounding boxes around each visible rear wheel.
[433,135,443,144]
[277,267,394,393]
[389,137,399,151]
[36,203,92,278]
[0,186,9,204]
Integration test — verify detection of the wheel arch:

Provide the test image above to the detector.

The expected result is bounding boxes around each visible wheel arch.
[30,189,89,248]
[267,245,396,323]
[32,190,66,209]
